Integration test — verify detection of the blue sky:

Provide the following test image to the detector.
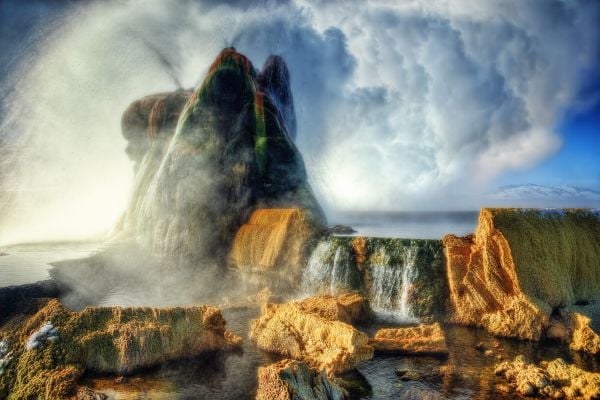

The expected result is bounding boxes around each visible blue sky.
[500,96,600,191]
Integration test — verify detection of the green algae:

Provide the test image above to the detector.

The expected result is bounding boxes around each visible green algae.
[0,300,239,399]
[306,236,447,321]
[489,208,600,309]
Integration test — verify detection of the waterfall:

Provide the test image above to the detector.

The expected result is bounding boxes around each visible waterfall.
[301,240,357,295]
[369,245,418,322]
[300,237,439,322]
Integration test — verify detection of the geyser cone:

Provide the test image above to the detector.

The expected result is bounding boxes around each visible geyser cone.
[119,48,324,267]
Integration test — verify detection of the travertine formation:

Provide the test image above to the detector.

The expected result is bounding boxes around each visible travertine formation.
[443,208,600,341]
[250,294,374,374]
[295,293,372,325]
[370,323,448,355]
[0,299,241,399]
[120,48,324,265]
[255,359,346,400]
[229,208,317,274]
[495,355,600,399]
[569,312,600,356]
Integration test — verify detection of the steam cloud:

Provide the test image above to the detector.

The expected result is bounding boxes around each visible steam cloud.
[0,0,598,244]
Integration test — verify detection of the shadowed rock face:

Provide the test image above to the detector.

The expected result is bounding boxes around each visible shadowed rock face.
[255,55,297,141]
[256,359,346,400]
[118,48,325,266]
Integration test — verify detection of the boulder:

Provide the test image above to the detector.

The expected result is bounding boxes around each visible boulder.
[443,208,600,340]
[121,48,325,265]
[569,312,600,356]
[0,299,241,399]
[250,295,374,375]
[495,355,600,399]
[370,323,448,355]
[295,293,372,325]
[256,359,346,400]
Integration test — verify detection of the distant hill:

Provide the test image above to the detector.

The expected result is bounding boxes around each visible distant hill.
[488,184,600,208]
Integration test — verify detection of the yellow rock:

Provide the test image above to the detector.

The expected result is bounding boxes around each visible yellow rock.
[295,292,372,325]
[229,208,317,274]
[443,208,600,340]
[569,312,600,356]
[250,295,374,375]
[495,355,600,399]
[369,323,448,355]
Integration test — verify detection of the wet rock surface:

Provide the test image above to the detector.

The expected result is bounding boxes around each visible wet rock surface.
[370,323,448,355]
[495,355,600,399]
[250,294,374,374]
[0,299,241,399]
[256,359,346,400]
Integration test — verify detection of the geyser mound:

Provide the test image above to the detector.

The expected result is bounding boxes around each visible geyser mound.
[115,48,325,268]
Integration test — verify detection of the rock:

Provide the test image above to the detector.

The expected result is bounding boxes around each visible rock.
[120,89,193,168]
[369,323,448,355]
[494,355,600,399]
[75,387,107,400]
[121,48,325,265]
[255,55,297,141]
[0,280,61,323]
[395,368,421,381]
[327,225,357,235]
[569,312,600,356]
[256,359,346,400]
[443,208,600,341]
[229,208,319,277]
[296,293,372,325]
[484,349,494,357]
[0,299,241,399]
[250,295,374,374]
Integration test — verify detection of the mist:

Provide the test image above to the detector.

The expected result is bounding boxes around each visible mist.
[1,0,599,245]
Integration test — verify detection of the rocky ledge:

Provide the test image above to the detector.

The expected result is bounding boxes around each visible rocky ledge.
[0,299,241,399]
[250,293,374,374]
[370,323,448,355]
[495,355,600,399]
[444,208,600,343]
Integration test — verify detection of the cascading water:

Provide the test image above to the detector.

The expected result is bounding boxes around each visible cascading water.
[369,245,418,322]
[301,237,431,323]
[301,240,358,295]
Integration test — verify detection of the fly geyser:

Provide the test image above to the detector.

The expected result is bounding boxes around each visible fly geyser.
[116,48,324,266]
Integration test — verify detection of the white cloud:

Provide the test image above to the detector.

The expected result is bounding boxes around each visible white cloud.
[0,0,598,243]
